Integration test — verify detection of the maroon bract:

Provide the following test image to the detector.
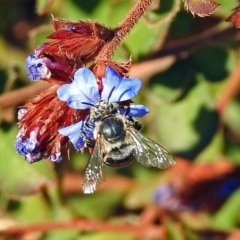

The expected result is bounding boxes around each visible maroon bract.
[184,0,220,17]
[38,18,114,69]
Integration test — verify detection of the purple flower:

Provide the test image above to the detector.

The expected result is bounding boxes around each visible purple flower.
[15,128,63,163]
[57,66,149,150]
[15,127,43,163]
[50,152,63,162]
[154,184,184,211]
[17,108,27,120]
[26,55,51,81]
[26,54,73,82]
[15,108,63,163]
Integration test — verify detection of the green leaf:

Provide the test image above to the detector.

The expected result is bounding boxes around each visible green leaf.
[196,131,224,163]
[44,229,80,240]
[80,232,135,240]
[225,140,240,165]
[191,46,230,82]
[165,218,185,240]
[215,0,236,18]
[223,100,240,135]
[68,190,125,220]
[0,38,27,80]
[124,182,155,209]
[124,166,160,209]
[123,0,180,60]
[0,126,56,198]
[149,59,193,101]
[180,212,211,230]
[212,189,240,230]
[9,193,50,224]
[153,76,219,158]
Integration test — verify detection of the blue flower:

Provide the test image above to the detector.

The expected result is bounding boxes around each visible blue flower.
[15,119,63,163]
[50,152,63,162]
[15,128,43,163]
[26,55,51,81]
[154,184,181,210]
[57,66,149,150]
[57,66,149,115]
[15,131,63,163]
[58,121,94,150]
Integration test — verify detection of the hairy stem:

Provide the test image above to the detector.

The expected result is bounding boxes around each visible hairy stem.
[96,0,153,61]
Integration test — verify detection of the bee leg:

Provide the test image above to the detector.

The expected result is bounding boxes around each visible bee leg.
[128,114,142,130]
[85,121,95,129]
[132,119,142,130]
[81,131,95,148]
[123,106,142,130]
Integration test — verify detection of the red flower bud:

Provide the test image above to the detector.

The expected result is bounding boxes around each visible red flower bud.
[37,18,114,70]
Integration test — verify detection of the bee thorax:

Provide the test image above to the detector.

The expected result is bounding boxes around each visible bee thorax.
[99,117,125,143]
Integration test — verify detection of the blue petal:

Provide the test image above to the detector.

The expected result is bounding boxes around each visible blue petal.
[153,184,177,210]
[58,121,85,150]
[15,129,39,155]
[15,138,33,155]
[101,67,142,102]
[154,184,175,202]
[82,121,94,140]
[18,108,27,120]
[50,152,63,162]
[57,68,100,109]
[24,152,43,164]
[25,55,51,81]
[128,104,149,117]
[15,129,44,163]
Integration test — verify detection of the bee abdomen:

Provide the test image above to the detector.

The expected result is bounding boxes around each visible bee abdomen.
[104,144,135,168]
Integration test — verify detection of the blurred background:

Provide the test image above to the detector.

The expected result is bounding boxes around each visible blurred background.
[1,0,240,239]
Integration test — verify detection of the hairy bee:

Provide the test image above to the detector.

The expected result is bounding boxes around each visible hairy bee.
[82,101,175,194]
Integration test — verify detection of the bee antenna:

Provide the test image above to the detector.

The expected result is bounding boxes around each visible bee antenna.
[81,102,95,107]
[107,86,115,102]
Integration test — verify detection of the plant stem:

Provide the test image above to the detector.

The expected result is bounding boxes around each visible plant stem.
[96,0,153,61]
[0,219,164,239]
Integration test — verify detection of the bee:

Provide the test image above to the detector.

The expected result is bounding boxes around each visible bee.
[82,101,175,194]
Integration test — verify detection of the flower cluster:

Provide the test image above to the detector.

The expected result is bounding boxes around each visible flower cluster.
[15,65,148,162]
[15,18,148,163]
[57,66,149,150]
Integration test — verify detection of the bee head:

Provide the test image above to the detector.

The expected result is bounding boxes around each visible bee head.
[90,101,119,120]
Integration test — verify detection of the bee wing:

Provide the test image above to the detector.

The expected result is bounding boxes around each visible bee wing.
[128,127,176,169]
[82,138,105,194]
